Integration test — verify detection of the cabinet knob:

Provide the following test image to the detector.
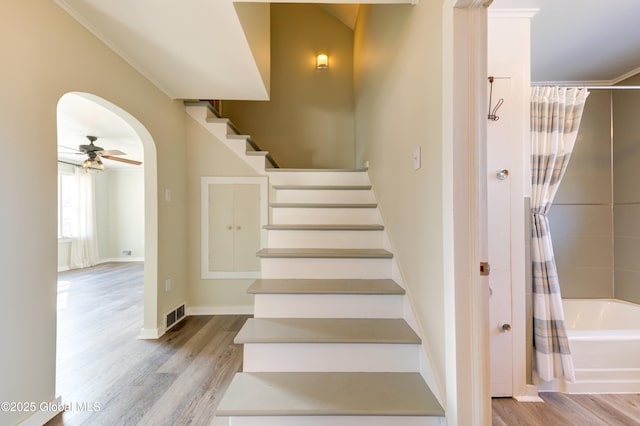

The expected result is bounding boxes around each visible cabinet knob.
[237,226,242,230]
[226,225,232,230]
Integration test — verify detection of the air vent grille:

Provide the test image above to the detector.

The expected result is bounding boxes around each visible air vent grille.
[165,303,186,330]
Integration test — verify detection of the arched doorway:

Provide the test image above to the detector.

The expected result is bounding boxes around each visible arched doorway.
[56,91,159,336]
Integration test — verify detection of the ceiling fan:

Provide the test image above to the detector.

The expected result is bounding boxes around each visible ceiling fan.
[77,135,142,169]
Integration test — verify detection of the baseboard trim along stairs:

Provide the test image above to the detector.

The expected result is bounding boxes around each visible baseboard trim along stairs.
[215,168,444,425]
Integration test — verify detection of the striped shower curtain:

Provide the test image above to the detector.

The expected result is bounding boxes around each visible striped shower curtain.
[531,86,589,382]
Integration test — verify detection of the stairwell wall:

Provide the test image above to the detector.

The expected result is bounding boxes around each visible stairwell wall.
[354,0,447,403]
[1,1,188,424]
[224,4,355,169]
[185,116,258,312]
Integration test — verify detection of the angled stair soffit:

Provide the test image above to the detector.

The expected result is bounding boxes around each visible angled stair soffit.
[54,0,270,100]
[54,0,415,100]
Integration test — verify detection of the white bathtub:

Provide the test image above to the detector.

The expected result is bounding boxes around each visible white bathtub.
[540,298,640,393]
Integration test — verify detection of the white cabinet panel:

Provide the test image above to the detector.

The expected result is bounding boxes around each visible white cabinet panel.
[202,177,268,279]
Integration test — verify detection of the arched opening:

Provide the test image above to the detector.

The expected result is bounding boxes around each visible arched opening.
[55,92,159,396]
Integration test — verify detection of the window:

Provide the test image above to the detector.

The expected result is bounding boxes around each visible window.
[58,171,78,238]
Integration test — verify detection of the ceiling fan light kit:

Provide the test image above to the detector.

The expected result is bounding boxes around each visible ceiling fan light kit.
[77,135,142,169]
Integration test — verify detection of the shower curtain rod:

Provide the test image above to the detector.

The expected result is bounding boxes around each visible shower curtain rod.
[532,84,640,90]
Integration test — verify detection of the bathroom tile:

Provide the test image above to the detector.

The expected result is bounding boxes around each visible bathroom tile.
[613,237,640,270]
[552,235,613,269]
[556,266,613,299]
[548,205,612,238]
[614,268,640,305]
[614,204,640,238]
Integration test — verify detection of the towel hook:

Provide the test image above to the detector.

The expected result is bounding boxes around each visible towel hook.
[488,76,504,121]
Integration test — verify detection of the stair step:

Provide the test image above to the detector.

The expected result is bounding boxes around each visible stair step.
[246,150,269,156]
[256,248,393,259]
[235,318,419,344]
[266,226,384,249]
[216,372,444,417]
[270,168,369,173]
[253,293,403,318]
[271,202,377,209]
[273,185,372,190]
[264,224,384,231]
[260,257,392,279]
[248,279,404,295]
[273,187,376,203]
[271,205,381,225]
[267,170,371,186]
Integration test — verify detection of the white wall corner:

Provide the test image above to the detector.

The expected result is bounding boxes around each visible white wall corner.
[138,326,166,340]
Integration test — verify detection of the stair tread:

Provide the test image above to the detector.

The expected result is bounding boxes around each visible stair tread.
[216,372,443,417]
[273,185,372,190]
[264,224,384,231]
[256,248,393,259]
[271,202,377,208]
[268,168,368,172]
[235,318,420,344]
[248,279,404,295]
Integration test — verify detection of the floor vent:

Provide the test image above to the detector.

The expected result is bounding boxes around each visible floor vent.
[166,303,186,330]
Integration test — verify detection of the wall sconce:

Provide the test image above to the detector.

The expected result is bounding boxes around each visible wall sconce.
[316,53,328,70]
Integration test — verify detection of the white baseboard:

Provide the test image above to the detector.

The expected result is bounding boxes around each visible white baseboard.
[19,396,63,426]
[99,257,144,263]
[58,257,144,273]
[188,305,254,316]
[138,326,166,340]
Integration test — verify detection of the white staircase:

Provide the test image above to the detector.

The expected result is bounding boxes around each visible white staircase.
[185,101,279,172]
[216,169,444,425]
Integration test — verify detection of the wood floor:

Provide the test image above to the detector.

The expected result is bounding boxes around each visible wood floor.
[492,393,640,425]
[48,262,248,425]
[48,262,640,425]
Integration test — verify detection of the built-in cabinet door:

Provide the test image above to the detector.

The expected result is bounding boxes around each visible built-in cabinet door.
[208,183,261,273]
[232,184,261,271]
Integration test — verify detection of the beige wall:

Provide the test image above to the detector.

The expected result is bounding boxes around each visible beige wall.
[96,170,145,261]
[354,0,446,399]
[548,90,614,298]
[186,117,257,311]
[0,1,188,423]
[224,4,355,169]
[613,74,640,304]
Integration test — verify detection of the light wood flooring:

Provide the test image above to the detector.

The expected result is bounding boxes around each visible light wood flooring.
[48,262,248,425]
[493,393,640,425]
[47,262,640,425]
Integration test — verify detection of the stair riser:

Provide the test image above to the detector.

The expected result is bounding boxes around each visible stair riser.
[274,189,376,204]
[224,417,444,426]
[244,154,266,173]
[271,208,381,225]
[268,171,371,186]
[260,258,392,279]
[243,343,419,372]
[267,230,384,249]
[253,294,404,318]
[224,137,249,156]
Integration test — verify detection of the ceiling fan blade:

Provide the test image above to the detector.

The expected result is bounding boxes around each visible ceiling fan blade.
[99,149,127,156]
[102,155,142,166]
